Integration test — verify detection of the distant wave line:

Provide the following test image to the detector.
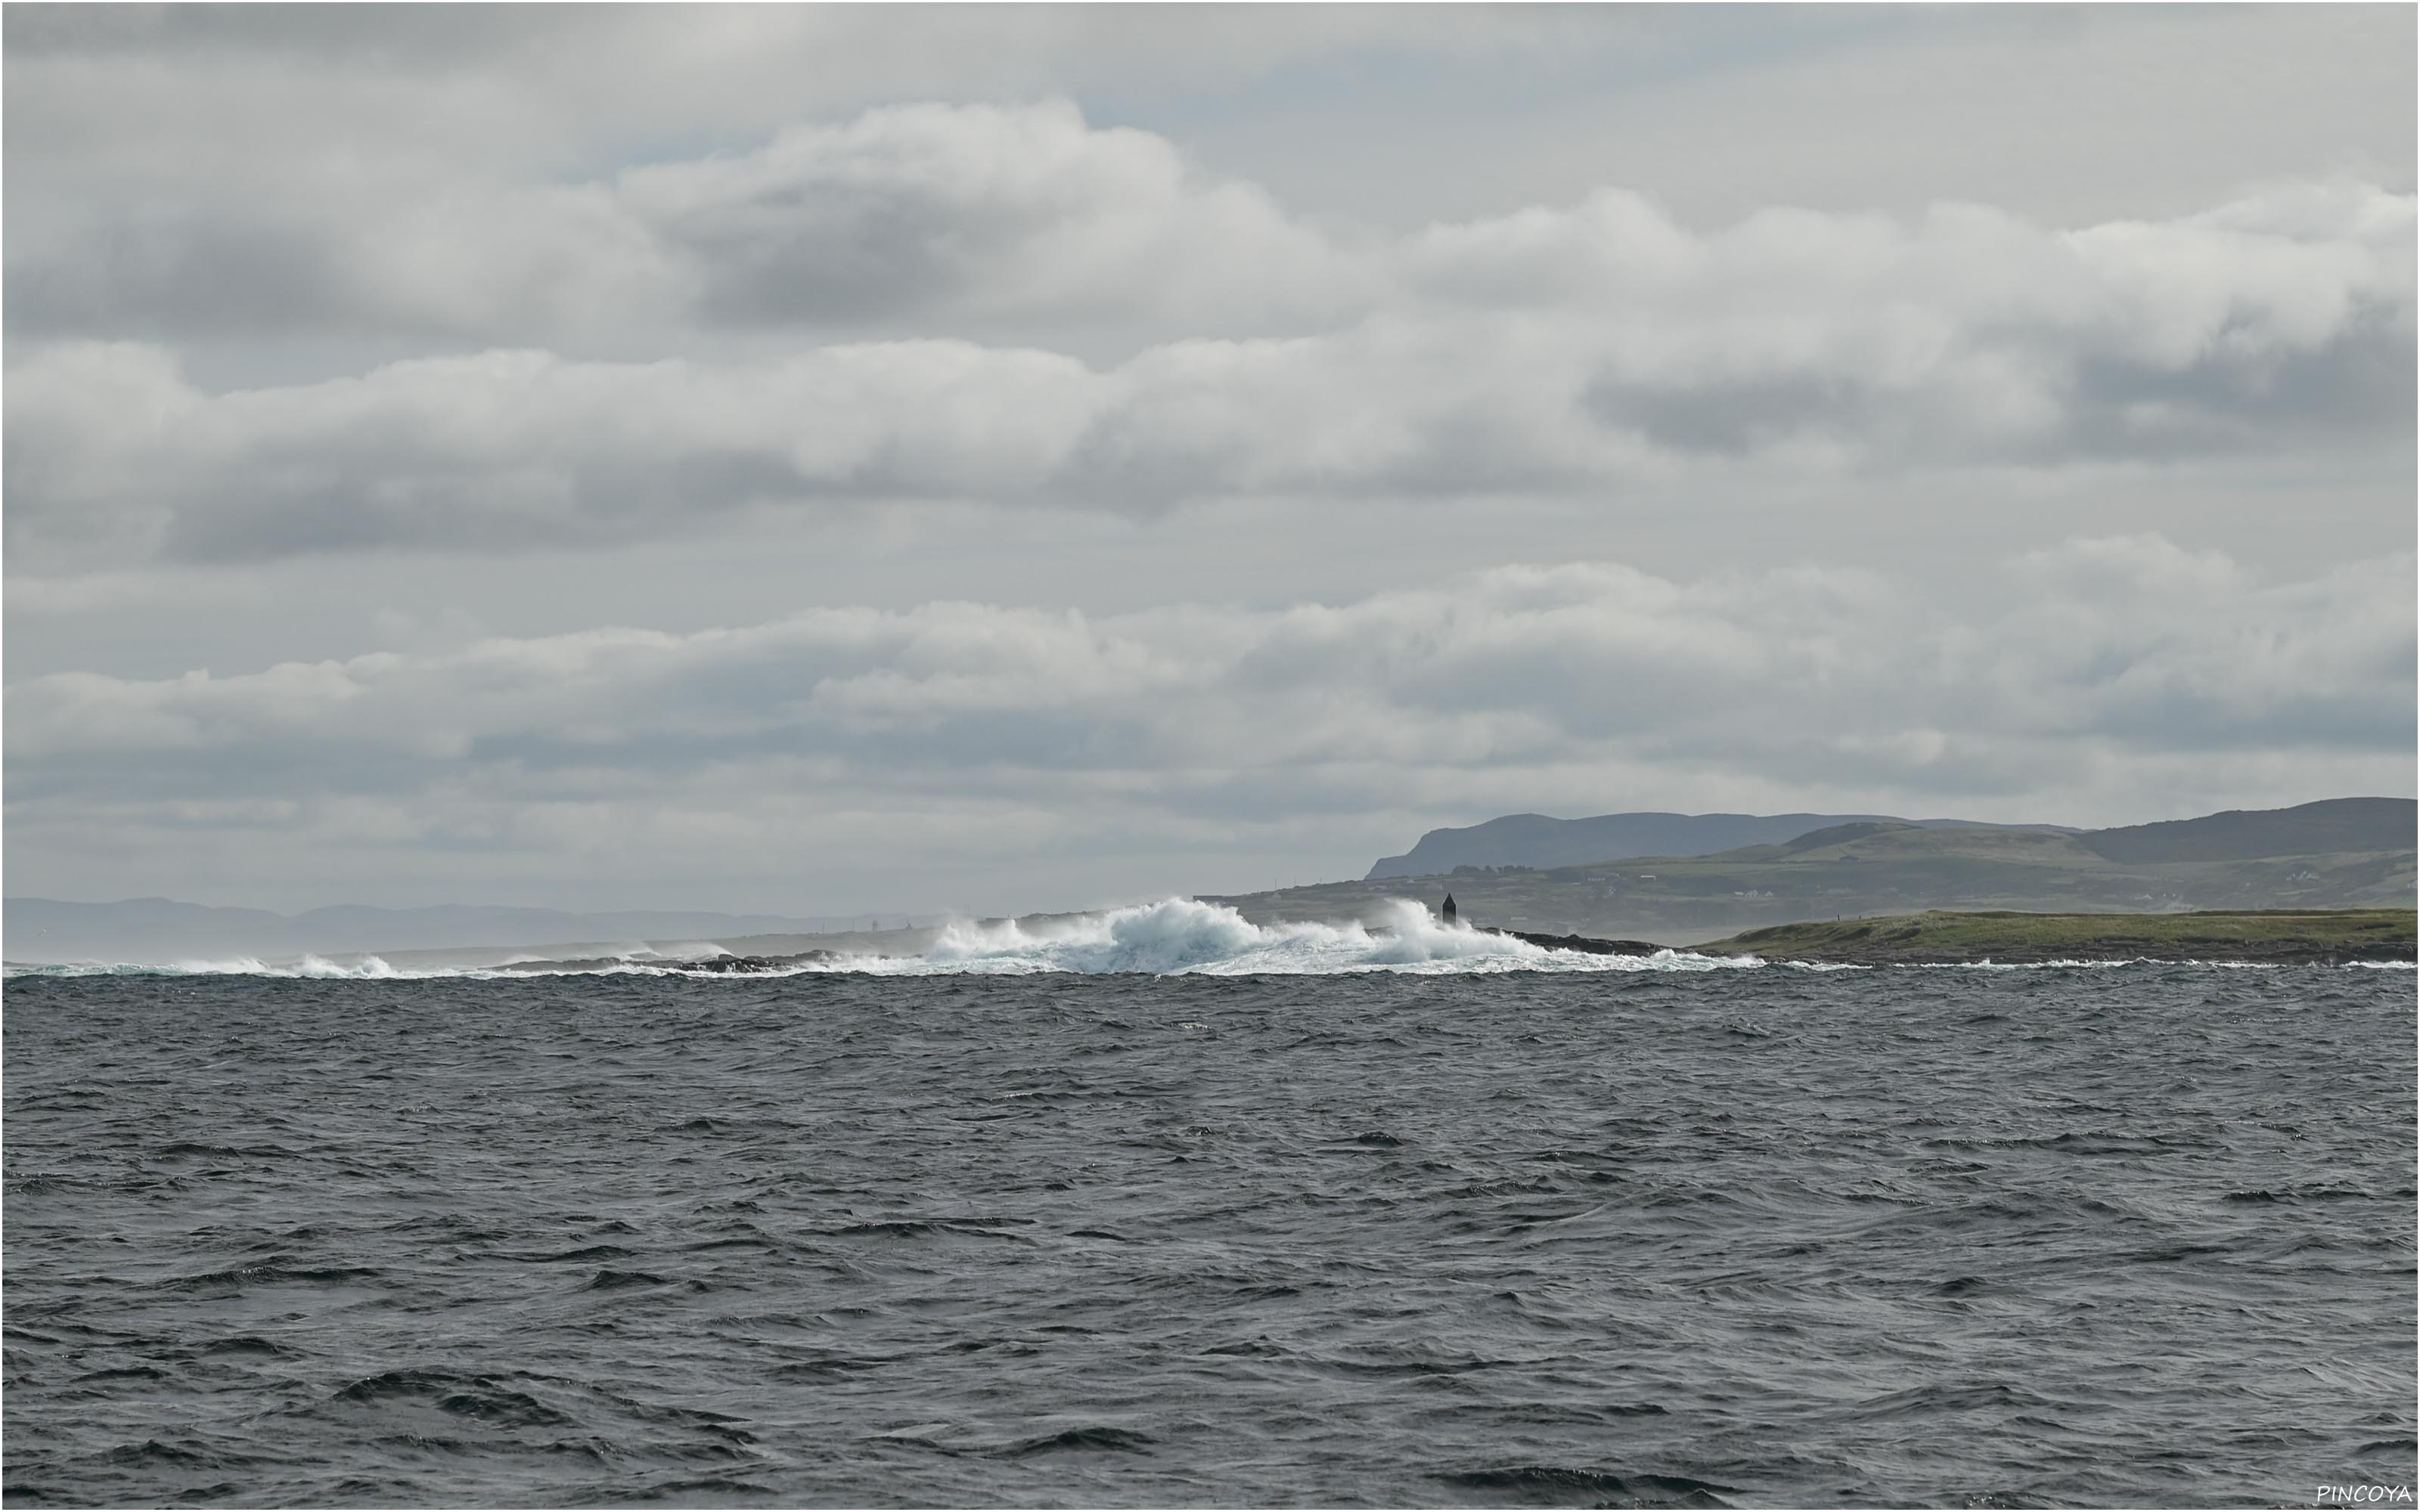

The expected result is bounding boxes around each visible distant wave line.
[5,897,2413,979]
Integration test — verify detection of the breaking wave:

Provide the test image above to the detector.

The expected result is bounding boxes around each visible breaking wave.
[868,898,1739,976]
[4,899,1736,980]
[3,954,407,981]
[6,898,2407,979]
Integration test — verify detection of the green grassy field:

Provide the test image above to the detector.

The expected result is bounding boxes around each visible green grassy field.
[1689,909,2418,965]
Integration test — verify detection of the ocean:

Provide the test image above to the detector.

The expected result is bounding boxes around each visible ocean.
[5,904,2414,1507]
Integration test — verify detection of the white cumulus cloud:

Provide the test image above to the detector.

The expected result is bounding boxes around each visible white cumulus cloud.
[7,164,2409,569]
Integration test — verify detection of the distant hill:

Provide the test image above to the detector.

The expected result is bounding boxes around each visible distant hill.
[1225,800,2417,943]
[2,898,935,964]
[2081,798,2415,864]
[1366,810,2077,879]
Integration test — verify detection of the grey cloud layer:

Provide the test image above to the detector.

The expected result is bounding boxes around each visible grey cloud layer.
[8,102,2411,567]
[12,543,2410,874]
[7,14,2411,912]
[14,97,2412,347]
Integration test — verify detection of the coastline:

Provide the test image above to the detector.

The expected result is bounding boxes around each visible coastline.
[1681,908,2418,967]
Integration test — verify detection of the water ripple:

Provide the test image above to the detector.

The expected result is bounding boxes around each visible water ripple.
[3,968,2412,1505]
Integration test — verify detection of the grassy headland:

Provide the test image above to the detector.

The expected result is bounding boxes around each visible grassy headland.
[1687,909,2417,965]
[1205,821,2415,943]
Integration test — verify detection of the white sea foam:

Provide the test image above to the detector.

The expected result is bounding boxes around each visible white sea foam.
[4,901,2406,979]
[838,897,1742,977]
[6,954,404,979]
[1,900,1730,979]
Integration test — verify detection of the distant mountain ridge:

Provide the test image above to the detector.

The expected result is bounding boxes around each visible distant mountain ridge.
[1366,798,2414,880]
[1222,798,2417,943]
[2080,798,2415,864]
[1366,810,2080,879]
[2,898,933,965]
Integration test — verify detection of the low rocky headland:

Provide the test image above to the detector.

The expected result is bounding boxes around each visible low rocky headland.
[1483,927,1669,956]
[498,950,839,974]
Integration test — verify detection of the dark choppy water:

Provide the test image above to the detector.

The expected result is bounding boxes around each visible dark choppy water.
[5,966,2414,1507]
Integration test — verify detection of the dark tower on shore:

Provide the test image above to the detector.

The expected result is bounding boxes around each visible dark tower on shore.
[1441,893,1458,925]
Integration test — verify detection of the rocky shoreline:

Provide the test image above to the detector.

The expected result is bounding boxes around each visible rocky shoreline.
[1698,940,2415,967]
[1685,909,2417,967]
[1484,927,1669,956]
[482,909,2415,974]
[498,950,839,974]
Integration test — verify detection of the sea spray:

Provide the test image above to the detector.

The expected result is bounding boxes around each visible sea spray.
[890,897,1735,976]
[6,898,2404,980]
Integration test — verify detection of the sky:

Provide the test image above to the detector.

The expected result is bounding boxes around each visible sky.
[5,3,2415,919]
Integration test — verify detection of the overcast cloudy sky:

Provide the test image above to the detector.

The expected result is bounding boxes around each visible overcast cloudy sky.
[5,4,2414,918]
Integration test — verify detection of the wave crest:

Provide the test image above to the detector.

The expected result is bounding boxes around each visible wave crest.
[7,954,402,980]
[4,899,1728,978]
[18,899,2392,979]
[895,897,1720,976]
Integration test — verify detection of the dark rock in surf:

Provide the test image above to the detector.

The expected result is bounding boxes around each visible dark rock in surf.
[497,950,839,974]
[672,951,838,974]
[1484,928,1667,957]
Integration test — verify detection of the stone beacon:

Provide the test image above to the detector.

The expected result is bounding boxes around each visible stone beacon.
[1441,893,1457,925]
